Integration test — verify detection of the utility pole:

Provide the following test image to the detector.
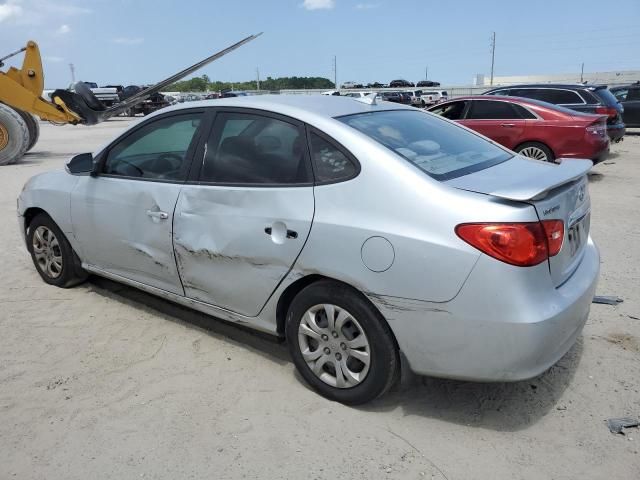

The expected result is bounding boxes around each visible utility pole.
[333,55,337,89]
[489,32,496,86]
[256,67,260,91]
[69,63,75,83]
[425,65,428,81]
[580,62,584,83]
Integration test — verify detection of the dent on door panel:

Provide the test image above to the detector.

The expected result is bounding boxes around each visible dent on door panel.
[173,185,314,316]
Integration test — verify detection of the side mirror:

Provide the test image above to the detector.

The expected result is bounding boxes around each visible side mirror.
[66,152,94,174]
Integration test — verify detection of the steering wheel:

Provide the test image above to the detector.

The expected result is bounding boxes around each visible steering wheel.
[113,158,144,177]
[157,153,183,168]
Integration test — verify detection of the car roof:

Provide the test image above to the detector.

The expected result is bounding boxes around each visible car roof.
[611,83,640,90]
[153,94,413,122]
[434,95,596,117]
[486,83,607,90]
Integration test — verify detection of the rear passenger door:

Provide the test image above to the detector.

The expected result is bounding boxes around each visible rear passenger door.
[459,100,527,149]
[172,109,315,317]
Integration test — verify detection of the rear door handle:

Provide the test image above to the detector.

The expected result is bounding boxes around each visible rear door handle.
[264,227,298,239]
[146,210,169,220]
[501,123,516,128]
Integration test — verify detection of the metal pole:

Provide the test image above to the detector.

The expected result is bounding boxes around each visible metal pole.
[580,62,584,83]
[490,32,495,86]
[69,63,75,83]
[425,66,428,81]
[256,67,260,91]
[333,55,337,89]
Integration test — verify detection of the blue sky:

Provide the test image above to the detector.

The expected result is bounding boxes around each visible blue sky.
[1,0,638,88]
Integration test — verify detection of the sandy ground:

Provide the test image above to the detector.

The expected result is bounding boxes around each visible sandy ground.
[1,118,638,480]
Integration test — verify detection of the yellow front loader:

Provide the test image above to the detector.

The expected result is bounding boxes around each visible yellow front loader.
[0,34,261,166]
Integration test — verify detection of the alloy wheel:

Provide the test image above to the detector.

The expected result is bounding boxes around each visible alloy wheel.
[519,146,549,161]
[32,226,63,279]
[298,303,371,388]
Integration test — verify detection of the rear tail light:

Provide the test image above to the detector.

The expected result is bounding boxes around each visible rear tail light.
[595,106,618,119]
[455,220,564,267]
[541,220,564,257]
[586,121,607,136]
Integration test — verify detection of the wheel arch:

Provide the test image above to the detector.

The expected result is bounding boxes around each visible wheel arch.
[23,206,48,233]
[275,274,401,351]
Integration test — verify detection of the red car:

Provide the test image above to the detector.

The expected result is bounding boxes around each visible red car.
[427,96,609,163]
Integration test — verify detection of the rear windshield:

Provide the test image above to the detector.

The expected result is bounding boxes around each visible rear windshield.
[338,110,512,180]
[591,88,619,106]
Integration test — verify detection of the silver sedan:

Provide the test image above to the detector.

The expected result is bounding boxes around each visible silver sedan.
[17,94,599,404]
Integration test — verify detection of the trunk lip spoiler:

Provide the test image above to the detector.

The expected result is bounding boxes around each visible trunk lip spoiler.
[447,157,593,202]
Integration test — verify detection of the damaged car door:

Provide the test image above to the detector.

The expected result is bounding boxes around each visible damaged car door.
[70,110,205,294]
[173,109,315,316]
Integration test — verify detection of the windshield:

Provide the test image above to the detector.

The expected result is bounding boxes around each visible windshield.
[339,110,512,180]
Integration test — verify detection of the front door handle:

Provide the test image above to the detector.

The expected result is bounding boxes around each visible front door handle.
[146,210,169,220]
[501,123,516,128]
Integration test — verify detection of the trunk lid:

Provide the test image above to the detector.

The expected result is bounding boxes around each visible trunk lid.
[447,156,592,286]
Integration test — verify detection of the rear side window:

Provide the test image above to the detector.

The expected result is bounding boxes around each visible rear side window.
[628,89,640,101]
[512,104,537,119]
[308,132,358,183]
[200,112,311,185]
[578,90,599,104]
[554,89,572,103]
[467,100,521,119]
[340,110,512,180]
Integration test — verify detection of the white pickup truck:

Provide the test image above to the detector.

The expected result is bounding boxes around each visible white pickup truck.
[409,90,449,107]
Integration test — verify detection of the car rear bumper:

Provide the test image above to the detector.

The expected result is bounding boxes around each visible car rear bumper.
[606,123,625,142]
[368,237,600,381]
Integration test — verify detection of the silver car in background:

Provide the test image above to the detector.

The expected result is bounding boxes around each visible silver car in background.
[17,95,599,404]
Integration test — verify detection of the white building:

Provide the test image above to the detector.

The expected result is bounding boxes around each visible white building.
[483,70,640,87]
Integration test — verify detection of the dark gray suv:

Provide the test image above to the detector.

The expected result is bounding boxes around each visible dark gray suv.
[483,84,625,142]
[610,83,640,128]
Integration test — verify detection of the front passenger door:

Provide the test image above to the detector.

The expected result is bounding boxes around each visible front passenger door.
[71,110,205,294]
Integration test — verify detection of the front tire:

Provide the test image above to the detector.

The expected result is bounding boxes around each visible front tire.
[0,103,29,166]
[27,213,88,288]
[515,142,555,163]
[286,280,399,405]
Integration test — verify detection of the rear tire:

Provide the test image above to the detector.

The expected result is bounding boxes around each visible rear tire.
[15,110,39,152]
[515,141,555,163]
[286,280,399,405]
[27,213,88,288]
[0,103,29,166]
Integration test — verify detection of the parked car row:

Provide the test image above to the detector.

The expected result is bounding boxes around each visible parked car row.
[340,90,449,106]
[341,79,441,89]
